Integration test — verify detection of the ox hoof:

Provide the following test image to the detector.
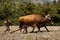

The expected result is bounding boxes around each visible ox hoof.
[29,31,33,33]
[23,31,28,34]
[47,30,49,32]
[23,32,28,34]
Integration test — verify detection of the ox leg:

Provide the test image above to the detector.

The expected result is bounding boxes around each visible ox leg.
[37,27,40,32]
[19,22,23,32]
[25,27,28,34]
[44,26,49,32]
[37,24,40,32]
[24,26,28,34]
[31,24,36,32]
[31,27,35,32]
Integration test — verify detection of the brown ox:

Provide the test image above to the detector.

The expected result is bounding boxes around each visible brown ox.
[18,14,53,33]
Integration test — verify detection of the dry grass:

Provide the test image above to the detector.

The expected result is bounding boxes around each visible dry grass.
[0,26,60,40]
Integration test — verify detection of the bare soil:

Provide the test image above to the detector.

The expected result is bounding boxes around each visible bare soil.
[0,26,60,40]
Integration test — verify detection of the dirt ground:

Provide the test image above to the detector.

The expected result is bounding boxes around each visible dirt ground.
[0,26,60,40]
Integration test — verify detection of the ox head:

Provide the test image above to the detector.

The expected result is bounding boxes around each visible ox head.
[44,14,53,25]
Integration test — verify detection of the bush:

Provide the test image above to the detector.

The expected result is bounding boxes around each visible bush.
[0,0,60,26]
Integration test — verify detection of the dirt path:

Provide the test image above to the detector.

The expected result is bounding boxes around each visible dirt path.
[0,26,60,40]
